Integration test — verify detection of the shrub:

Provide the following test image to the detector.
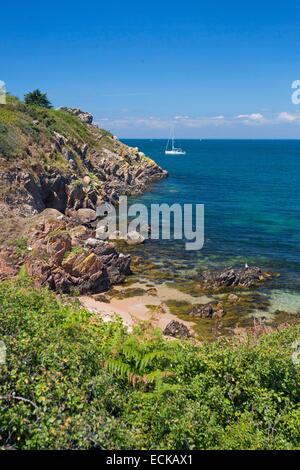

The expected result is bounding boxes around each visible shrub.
[0,277,299,450]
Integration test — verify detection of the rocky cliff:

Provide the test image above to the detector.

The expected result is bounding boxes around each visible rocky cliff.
[0,95,167,292]
[0,96,167,219]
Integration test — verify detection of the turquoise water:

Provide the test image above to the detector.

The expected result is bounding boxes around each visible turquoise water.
[123,139,300,313]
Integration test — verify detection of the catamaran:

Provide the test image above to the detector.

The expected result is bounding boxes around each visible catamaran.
[165,127,186,155]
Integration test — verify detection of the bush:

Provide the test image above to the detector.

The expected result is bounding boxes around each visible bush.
[0,276,299,450]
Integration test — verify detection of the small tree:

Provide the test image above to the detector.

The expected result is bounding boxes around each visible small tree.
[24,89,52,108]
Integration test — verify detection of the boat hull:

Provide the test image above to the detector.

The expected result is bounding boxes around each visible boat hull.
[165,150,186,155]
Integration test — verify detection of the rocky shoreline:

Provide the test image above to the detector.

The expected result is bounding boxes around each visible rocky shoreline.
[0,100,280,339]
[0,102,167,289]
[0,107,167,218]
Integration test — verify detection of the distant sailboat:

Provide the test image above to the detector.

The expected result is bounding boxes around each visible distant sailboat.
[165,127,186,155]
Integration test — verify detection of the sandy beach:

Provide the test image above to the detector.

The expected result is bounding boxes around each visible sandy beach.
[79,281,213,333]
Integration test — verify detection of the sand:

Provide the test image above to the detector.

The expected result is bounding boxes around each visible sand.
[79,281,212,333]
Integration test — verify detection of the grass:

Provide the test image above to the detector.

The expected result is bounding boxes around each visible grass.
[0,97,112,164]
[47,109,95,144]
[8,236,28,257]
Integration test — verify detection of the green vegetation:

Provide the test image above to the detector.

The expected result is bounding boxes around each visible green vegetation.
[24,89,52,109]
[63,245,85,262]
[9,236,28,257]
[0,91,112,165]
[105,334,175,388]
[0,275,299,450]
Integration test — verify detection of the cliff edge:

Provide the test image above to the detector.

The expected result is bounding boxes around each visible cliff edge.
[0,95,167,293]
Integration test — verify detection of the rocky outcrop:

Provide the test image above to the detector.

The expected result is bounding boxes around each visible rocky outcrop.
[59,107,93,124]
[163,320,192,339]
[23,210,131,294]
[188,302,225,319]
[0,102,167,218]
[0,100,168,296]
[0,141,167,217]
[198,267,270,291]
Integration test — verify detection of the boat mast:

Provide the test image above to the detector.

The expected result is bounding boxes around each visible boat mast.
[165,126,172,151]
[172,125,175,150]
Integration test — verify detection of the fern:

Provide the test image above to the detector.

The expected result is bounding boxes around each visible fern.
[104,330,176,389]
[105,358,132,379]
[139,350,168,371]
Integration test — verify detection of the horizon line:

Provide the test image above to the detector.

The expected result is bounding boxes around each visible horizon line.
[119,137,300,141]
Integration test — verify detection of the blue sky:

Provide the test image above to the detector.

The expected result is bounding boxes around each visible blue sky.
[1,0,300,137]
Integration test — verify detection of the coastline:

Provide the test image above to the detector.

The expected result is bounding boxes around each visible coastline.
[1,104,300,341]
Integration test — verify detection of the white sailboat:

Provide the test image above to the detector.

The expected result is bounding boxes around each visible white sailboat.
[165,127,186,155]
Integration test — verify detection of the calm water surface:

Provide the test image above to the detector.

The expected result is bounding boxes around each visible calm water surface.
[122,139,300,314]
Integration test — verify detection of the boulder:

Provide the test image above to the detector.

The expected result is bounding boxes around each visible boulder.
[74,208,97,224]
[69,225,89,243]
[198,267,270,291]
[24,215,132,295]
[26,259,54,288]
[108,230,125,241]
[108,253,131,283]
[189,302,225,319]
[95,223,108,239]
[163,320,191,339]
[32,208,65,225]
[125,230,145,246]
[85,237,105,247]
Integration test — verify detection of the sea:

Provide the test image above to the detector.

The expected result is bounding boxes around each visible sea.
[122,139,300,317]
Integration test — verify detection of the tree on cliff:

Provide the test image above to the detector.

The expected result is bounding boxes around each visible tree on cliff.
[24,89,52,108]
